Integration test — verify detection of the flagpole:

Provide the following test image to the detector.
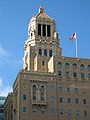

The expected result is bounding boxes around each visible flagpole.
[75,36,78,58]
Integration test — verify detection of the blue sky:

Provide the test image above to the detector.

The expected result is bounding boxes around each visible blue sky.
[0,0,90,96]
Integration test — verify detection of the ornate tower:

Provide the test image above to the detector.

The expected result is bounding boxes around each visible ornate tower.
[23,7,62,73]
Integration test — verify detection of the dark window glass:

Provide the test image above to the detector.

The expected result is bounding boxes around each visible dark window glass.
[88,65,90,70]
[39,49,42,56]
[73,72,77,78]
[23,95,26,100]
[60,109,63,115]
[42,61,45,65]
[43,24,46,36]
[75,98,79,104]
[83,99,87,104]
[47,25,51,37]
[60,98,63,103]
[67,87,70,93]
[44,49,47,56]
[33,96,36,100]
[88,74,90,78]
[58,71,62,76]
[49,50,52,57]
[81,73,84,78]
[67,98,71,103]
[80,64,84,71]
[84,111,88,116]
[38,24,41,36]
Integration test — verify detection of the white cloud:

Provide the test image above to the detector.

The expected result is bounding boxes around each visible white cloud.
[0,77,12,96]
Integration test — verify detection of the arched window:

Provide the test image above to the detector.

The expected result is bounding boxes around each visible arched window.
[80,64,84,71]
[73,63,77,71]
[49,50,52,57]
[39,49,42,56]
[57,62,62,76]
[44,49,47,56]
[40,85,45,101]
[65,63,69,71]
[32,85,37,100]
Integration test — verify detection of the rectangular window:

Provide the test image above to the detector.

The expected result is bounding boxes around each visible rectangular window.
[84,111,88,116]
[23,95,27,100]
[43,24,46,36]
[66,87,70,93]
[33,96,36,100]
[38,24,41,36]
[60,98,63,103]
[47,25,51,37]
[22,106,26,112]
[74,88,78,94]
[83,99,87,104]
[75,98,79,104]
[42,61,45,65]
[67,98,71,103]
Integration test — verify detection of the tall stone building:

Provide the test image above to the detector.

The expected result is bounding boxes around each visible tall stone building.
[12,7,90,120]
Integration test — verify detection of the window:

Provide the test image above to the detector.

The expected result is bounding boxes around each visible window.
[57,63,62,76]
[32,107,37,113]
[58,85,62,92]
[75,98,79,104]
[39,49,42,56]
[47,25,51,37]
[80,64,84,71]
[68,109,72,116]
[67,98,71,103]
[40,85,45,101]
[65,63,69,71]
[32,85,37,100]
[60,97,63,103]
[41,108,45,113]
[66,71,69,78]
[81,73,84,78]
[84,111,88,116]
[73,63,77,71]
[22,106,26,112]
[58,71,62,76]
[50,108,54,113]
[60,109,63,115]
[76,110,80,117]
[50,85,54,92]
[44,49,47,56]
[75,99,79,105]
[23,95,27,100]
[49,50,52,57]
[73,72,77,78]
[38,24,41,36]
[43,24,46,36]
[42,61,45,65]
[66,87,70,93]
[74,88,78,94]
[88,74,90,78]
[88,65,90,70]
[83,99,87,104]
[50,96,54,103]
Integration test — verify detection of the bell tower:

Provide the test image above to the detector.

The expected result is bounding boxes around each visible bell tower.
[23,7,62,73]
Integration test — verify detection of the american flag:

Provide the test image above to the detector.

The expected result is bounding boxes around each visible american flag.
[69,32,76,41]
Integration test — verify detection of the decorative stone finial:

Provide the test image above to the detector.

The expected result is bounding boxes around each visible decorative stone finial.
[39,6,44,13]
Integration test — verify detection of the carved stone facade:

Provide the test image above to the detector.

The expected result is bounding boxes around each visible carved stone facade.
[5,7,90,120]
